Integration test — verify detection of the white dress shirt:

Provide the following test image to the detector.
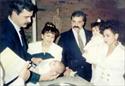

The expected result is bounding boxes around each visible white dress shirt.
[72,28,86,47]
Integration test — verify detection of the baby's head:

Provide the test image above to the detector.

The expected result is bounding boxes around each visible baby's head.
[48,60,65,76]
[91,19,104,35]
[36,59,65,78]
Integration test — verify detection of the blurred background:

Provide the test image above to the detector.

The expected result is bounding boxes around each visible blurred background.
[0,0,125,43]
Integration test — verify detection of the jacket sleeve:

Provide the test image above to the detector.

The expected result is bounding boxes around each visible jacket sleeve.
[27,71,40,84]
[58,36,68,67]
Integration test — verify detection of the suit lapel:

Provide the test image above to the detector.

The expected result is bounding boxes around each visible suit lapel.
[68,29,92,54]
[68,29,82,54]
[5,19,23,48]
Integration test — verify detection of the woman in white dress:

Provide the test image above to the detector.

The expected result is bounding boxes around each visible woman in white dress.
[93,20,125,86]
[28,22,63,61]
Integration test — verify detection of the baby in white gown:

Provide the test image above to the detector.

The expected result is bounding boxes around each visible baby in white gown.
[27,59,65,86]
[83,19,108,83]
[35,59,65,77]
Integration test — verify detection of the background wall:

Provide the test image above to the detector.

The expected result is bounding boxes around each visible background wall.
[0,0,125,42]
[36,0,125,41]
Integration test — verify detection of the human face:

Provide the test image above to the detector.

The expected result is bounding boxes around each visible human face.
[49,61,64,77]
[12,9,33,28]
[103,29,118,46]
[92,26,100,36]
[71,16,84,31]
[42,32,55,45]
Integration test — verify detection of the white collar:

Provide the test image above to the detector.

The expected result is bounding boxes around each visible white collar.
[8,16,21,32]
[72,28,86,45]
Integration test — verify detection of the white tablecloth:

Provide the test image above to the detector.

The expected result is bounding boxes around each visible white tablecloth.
[39,76,95,86]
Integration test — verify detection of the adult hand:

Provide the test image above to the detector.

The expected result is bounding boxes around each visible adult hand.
[31,58,43,65]
[63,67,76,77]
[63,67,72,76]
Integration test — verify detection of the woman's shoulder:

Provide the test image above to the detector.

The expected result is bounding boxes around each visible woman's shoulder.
[117,42,125,52]
[113,42,125,59]
[51,43,63,50]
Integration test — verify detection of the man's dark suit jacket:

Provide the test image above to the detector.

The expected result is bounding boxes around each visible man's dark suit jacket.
[58,29,92,81]
[0,19,40,84]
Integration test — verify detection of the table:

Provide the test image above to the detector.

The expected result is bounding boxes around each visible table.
[39,76,95,86]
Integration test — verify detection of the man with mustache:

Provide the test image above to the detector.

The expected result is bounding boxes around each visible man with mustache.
[58,10,92,81]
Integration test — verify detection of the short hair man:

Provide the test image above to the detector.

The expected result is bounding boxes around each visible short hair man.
[58,10,92,81]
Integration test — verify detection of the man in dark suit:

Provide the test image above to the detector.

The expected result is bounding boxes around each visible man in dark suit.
[58,10,92,81]
[0,0,56,85]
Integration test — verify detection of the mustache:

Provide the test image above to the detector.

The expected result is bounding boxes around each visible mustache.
[73,26,80,29]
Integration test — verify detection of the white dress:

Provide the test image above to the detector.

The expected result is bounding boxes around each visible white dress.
[83,34,108,83]
[93,43,125,86]
[28,41,63,61]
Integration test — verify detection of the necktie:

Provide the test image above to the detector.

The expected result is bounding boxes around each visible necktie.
[77,30,84,54]
[19,29,28,50]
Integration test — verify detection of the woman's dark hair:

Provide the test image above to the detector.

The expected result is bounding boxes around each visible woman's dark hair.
[41,22,60,42]
[9,0,37,15]
[102,20,125,45]
[103,20,120,34]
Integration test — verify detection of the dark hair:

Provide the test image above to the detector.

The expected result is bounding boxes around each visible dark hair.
[103,20,125,45]
[71,10,87,27]
[41,22,60,42]
[91,19,105,34]
[9,0,37,15]
[103,20,120,34]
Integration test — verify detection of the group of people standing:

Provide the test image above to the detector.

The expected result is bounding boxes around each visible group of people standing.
[58,10,125,86]
[0,0,125,86]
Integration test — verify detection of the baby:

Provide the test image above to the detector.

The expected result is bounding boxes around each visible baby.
[36,59,65,77]
[27,59,65,86]
[83,19,107,64]
[30,59,65,78]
